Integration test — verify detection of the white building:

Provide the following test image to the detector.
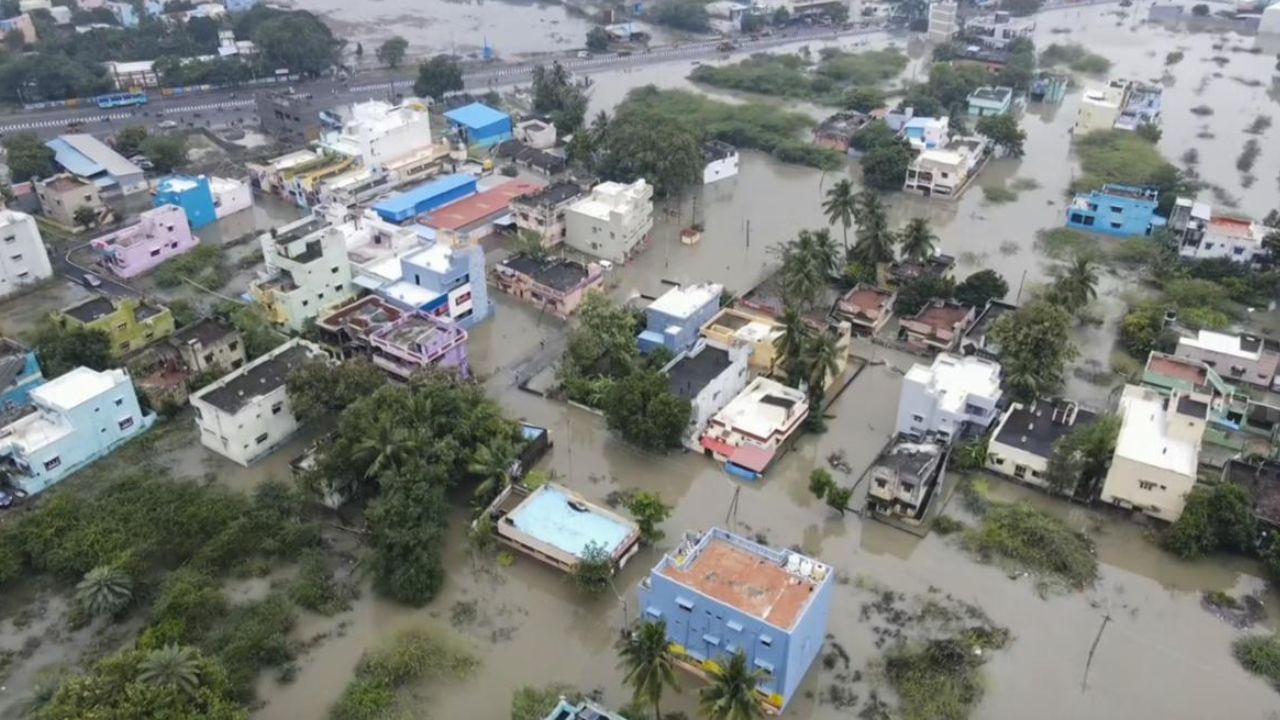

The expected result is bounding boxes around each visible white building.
[210,176,253,219]
[564,180,654,263]
[1263,3,1280,35]
[1100,384,1207,522]
[902,137,989,197]
[104,60,160,90]
[190,339,328,466]
[1169,197,1275,265]
[663,340,750,450]
[927,0,959,43]
[896,353,1002,443]
[0,210,53,298]
[1073,81,1126,135]
[514,118,557,149]
[699,376,809,476]
[319,98,434,169]
[251,208,357,331]
[986,400,1098,490]
[1174,329,1280,391]
[702,141,739,185]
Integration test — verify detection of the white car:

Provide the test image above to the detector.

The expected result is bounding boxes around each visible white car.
[157,120,178,130]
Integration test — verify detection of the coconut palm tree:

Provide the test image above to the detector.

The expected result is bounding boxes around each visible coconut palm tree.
[75,566,133,617]
[469,437,518,506]
[1052,255,1100,307]
[808,228,840,278]
[617,620,680,720]
[772,308,813,382]
[351,414,421,486]
[138,644,203,695]
[699,652,765,720]
[778,244,823,313]
[822,179,857,255]
[851,191,895,267]
[898,218,938,263]
[804,331,843,402]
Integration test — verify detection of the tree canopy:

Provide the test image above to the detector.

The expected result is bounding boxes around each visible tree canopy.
[597,101,702,196]
[31,321,112,378]
[976,113,1027,157]
[286,359,387,424]
[376,36,409,69]
[414,54,464,101]
[3,133,54,182]
[989,301,1079,402]
[249,8,343,77]
[1163,483,1258,559]
[954,269,1009,308]
[603,369,692,452]
[532,62,588,135]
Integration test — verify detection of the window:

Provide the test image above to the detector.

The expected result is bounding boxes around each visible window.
[302,300,309,307]
[228,341,239,352]
[992,456,1004,465]
[255,433,269,445]
[1014,465,1027,479]
[753,658,774,675]
[44,456,61,471]
[271,401,284,415]
[1233,247,1245,256]
[759,634,773,647]
[119,341,131,351]
[1082,215,1095,227]
[203,353,215,365]
[1070,213,1086,224]
[676,597,694,611]
[911,413,924,423]
[118,416,134,430]
[1031,470,1043,479]
[901,482,915,494]
[116,323,128,331]
[1138,480,1158,491]
[331,266,340,274]
[1110,205,1123,214]
[1110,222,1122,230]
[1204,242,1214,250]
[150,248,161,257]
[114,398,123,407]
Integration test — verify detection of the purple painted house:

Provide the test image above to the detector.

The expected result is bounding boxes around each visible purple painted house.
[368,311,468,380]
[91,204,197,279]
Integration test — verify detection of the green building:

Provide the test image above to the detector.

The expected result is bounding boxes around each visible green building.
[57,296,175,357]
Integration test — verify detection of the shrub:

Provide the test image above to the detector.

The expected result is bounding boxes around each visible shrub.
[331,627,478,720]
[1232,635,1280,691]
[963,502,1098,589]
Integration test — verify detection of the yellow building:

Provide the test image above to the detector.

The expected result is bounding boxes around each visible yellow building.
[57,296,175,357]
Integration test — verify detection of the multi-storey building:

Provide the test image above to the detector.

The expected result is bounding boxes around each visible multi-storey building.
[250,209,356,331]
[0,210,53,297]
[564,180,654,263]
[90,204,197,279]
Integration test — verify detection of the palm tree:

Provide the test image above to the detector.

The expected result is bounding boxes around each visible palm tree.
[699,652,765,720]
[351,414,421,487]
[75,566,133,617]
[772,308,813,383]
[469,437,517,505]
[808,228,840,278]
[617,621,680,720]
[778,243,823,313]
[138,645,202,695]
[804,332,843,402]
[898,218,937,263]
[1052,255,1100,307]
[851,191,895,267]
[822,179,857,255]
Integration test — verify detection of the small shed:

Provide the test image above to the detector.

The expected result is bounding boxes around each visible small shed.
[444,103,514,148]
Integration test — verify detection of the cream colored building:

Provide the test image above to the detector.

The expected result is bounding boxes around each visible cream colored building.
[1073,81,1127,135]
[1100,384,1207,522]
[699,307,783,373]
[986,400,1098,490]
[564,179,653,263]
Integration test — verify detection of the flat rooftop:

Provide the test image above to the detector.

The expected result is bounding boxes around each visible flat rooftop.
[667,345,732,400]
[421,180,541,231]
[317,295,402,335]
[711,376,806,440]
[965,300,1016,341]
[648,283,722,320]
[500,254,592,293]
[507,484,638,560]
[512,181,584,208]
[1147,353,1208,388]
[659,530,828,631]
[970,86,1012,103]
[33,366,120,410]
[194,341,318,415]
[995,400,1097,460]
[1115,385,1197,476]
[876,439,943,476]
[62,296,117,324]
[171,317,236,348]
[909,302,972,332]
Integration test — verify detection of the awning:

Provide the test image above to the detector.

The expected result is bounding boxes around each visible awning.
[728,443,775,474]
[700,436,734,458]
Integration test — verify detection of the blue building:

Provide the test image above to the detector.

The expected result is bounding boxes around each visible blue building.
[372,174,477,224]
[443,103,514,148]
[0,338,44,413]
[638,283,723,354]
[637,528,833,712]
[0,367,154,495]
[377,241,491,327]
[154,175,217,229]
[1065,183,1160,237]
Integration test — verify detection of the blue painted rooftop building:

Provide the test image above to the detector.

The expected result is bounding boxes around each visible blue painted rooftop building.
[1065,183,1161,237]
[637,528,834,712]
[0,338,44,413]
[154,175,217,229]
[377,239,490,328]
[372,174,477,224]
[638,282,723,355]
[444,103,514,148]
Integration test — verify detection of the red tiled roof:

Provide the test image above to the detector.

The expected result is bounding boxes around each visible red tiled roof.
[1148,354,1207,387]
[420,180,542,231]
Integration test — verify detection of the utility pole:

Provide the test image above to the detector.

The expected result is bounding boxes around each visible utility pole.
[1080,612,1112,692]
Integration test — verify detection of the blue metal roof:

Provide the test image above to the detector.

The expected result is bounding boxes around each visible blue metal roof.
[373,174,475,217]
[443,102,509,129]
[45,138,104,178]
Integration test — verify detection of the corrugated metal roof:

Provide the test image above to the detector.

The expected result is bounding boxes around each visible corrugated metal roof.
[45,137,104,178]
[57,134,142,179]
[443,102,509,129]
[372,174,475,217]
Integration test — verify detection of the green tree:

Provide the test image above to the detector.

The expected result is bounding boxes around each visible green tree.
[989,301,1079,402]
[467,435,518,506]
[897,217,937,263]
[845,87,886,113]
[1043,415,1120,497]
[772,6,790,24]
[251,10,342,77]
[571,541,614,595]
[1135,122,1162,144]
[75,565,133,617]
[355,42,363,58]
[3,133,54,181]
[376,36,409,68]
[954,269,1009,308]
[73,205,98,229]
[822,179,857,256]
[414,54,464,101]
[741,13,766,33]
[777,228,837,312]
[975,113,1027,157]
[532,63,588,135]
[138,645,203,695]
[1050,255,1100,308]
[893,275,955,316]
[604,369,692,452]
[618,620,680,720]
[1163,484,1257,558]
[699,652,764,720]
[826,485,853,515]
[366,467,450,606]
[1191,2,1210,16]
[809,468,834,499]
[651,0,710,31]
[114,125,149,157]
[860,137,913,190]
[560,292,640,404]
[850,190,895,266]
[804,330,842,403]
[32,321,112,377]
[599,105,702,196]
[772,308,813,382]
[38,647,243,720]
[586,26,610,52]
[626,491,673,545]
[286,359,387,424]
[142,134,189,173]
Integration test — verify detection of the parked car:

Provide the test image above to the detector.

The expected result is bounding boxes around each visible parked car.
[157,120,178,129]
[82,273,102,288]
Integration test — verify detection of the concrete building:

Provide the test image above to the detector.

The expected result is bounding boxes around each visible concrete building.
[564,180,654,263]
[1143,351,1280,448]
[104,60,160,90]
[866,439,945,522]
[251,210,356,332]
[900,300,976,352]
[168,318,245,374]
[57,296,175,357]
[315,295,405,358]
[390,240,489,327]
[1169,198,1276,265]
[927,0,959,43]
[421,179,542,246]
[1263,2,1280,34]
[1065,184,1160,237]
[1175,330,1280,390]
[639,282,724,355]
[700,376,809,477]
[887,252,956,288]
[702,141,740,184]
[444,103,513,148]
[153,175,252,230]
[959,299,1017,361]
[492,254,603,317]
[315,166,399,208]
[664,340,750,450]
[966,86,1014,117]
[0,338,45,412]
[902,138,989,197]
[901,116,949,151]
[541,699,627,720]
[256,90,327,145]
[986,399,1098,489]
[90,204,197,279]
[480,482,641,574]
[34,173,103,228]
[0,13,37,45]
[373,174,477,225]
[0,210,53,298]
[812,112,874,154]
[514,118,557,149]
[896,353,1002,443]
[366,311,469,380]
[1100,384,1207,522]
[1113,82,1162,132]
[0,367,153,495]
[965,11,1035,49]
[190,339,327,466]
[491,140,567,177]
[1073,81,1127,135]
[835,283,895,336]
[699,307,784,374]
[511,182,585,247]
[45,134,146,196]
[637,527,833,712]
[319,98,434,168]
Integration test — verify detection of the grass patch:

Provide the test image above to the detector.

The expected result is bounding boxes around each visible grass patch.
[1035,227,1101,261]
[689,48,907,103]
[1040,43,1112,74]
[1233,634,1280,692]
[152,242,230,290]
[933,516,966,536]
[816,47,909,85]
[962,500,1098,591]
[981,185,1018,204]
[1108,235,1164,266]
[884,631,1010,720]
[1071,129,1183,197]
[1245,115,1272,135]
[289,551,355,616]
[1164,50,1185,65]
[330,627,478,720]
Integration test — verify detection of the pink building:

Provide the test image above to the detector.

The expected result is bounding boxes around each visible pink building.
[367,311,469,380]
[91,205,197,279]
[491,253,603,318]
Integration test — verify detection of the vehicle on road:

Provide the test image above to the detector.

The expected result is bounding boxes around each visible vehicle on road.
[82,273,102,288]
[577,50,593,59]
[157,120,177,129]
[96,92,148,109]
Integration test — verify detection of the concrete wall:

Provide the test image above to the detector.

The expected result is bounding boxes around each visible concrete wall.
[1100,455,1194,522]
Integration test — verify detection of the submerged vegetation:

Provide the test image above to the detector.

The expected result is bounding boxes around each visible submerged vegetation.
[1072,130,1190,213]
[689,48,908,103]
[1039,43,1112,74]
[1234,634,1280,693]
[330,627,478,720]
